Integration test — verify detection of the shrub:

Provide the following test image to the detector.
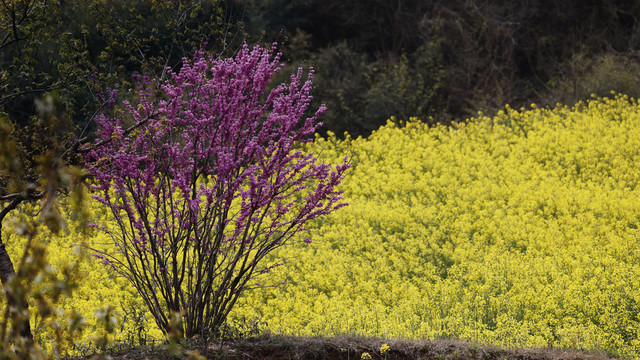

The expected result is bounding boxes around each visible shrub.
[548,52,640,106]
[85,43,349,339]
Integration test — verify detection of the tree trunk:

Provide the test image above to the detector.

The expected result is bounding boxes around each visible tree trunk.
[0,218,34,343]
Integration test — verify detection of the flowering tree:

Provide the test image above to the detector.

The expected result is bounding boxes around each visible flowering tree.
[85,44,350,338]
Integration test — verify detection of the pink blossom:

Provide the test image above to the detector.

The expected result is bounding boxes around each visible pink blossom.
[84,43,350,336]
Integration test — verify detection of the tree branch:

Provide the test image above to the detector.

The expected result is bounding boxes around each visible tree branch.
[77,111,159,153]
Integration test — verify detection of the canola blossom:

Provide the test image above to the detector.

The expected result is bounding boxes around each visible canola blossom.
[231,94,640,358]
[3,94,640,357]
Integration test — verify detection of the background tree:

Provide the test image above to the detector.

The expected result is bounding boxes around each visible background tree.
[238,0,640,138]
[86,44,350,338]
[0,1,86,343]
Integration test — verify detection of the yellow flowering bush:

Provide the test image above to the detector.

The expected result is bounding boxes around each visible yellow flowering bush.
[4,94,640,358]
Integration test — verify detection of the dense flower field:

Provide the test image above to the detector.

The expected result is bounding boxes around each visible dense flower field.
[232,94,640,357]
[4,94,640,357]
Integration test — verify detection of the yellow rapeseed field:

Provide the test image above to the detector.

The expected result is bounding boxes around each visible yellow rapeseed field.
[3,94,640,357]
[232,94,640,358]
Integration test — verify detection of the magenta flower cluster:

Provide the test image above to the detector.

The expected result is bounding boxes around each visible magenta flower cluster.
[84,43,350,336]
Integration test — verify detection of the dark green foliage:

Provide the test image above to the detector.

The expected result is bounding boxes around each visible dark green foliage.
[242,0,640,137]
[0,1,90,124]
[364,44,445,127]
[1,0,231,127]
[306,42,446,137]
[307,42,373,136]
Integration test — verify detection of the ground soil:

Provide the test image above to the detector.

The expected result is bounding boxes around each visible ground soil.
[68,333,624,360]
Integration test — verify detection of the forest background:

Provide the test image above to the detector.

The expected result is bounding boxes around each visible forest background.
[6,0,640,139]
